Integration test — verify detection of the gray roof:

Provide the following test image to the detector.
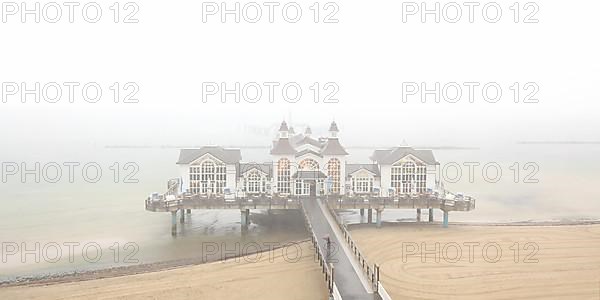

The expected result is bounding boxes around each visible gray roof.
[295,149,323,158]
[270,138,297,155]
[177,146,241,164]
[290,133,305,147]
[299,136,322,148]
[346,164,380,177]
[370,147,438,165]
[239,163,272,177]
[321,138,348,155]
[292,170,327,180]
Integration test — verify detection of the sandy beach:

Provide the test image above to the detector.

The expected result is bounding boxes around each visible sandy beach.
[351,224,600,299]
[3,224,599,300]
[0,241,328,300]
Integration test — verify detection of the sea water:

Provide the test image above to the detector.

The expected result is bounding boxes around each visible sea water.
[1,144,599,282]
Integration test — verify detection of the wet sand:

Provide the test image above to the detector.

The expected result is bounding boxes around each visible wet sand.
[0,241,328,300]
[351,223,600,299]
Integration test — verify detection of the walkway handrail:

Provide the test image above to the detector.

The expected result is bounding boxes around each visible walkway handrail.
[322,197,392,299]
[331,282,343,300]
[299,201,341,299]
[377,281,393,300]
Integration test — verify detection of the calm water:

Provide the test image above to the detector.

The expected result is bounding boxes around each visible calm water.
[1,145,599,282]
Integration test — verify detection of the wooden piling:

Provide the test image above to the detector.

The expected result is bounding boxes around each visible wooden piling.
[171,211,177,236]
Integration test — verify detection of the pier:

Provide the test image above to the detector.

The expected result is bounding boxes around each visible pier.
[146,191,474,234]
[144,181,478,300]
[145,185,475,299]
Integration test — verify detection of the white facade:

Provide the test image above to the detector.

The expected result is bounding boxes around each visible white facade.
[176,121,440,197]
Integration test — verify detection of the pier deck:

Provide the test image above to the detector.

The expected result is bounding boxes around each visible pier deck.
[145,194,474,213]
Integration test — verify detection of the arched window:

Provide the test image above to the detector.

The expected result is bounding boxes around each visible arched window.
[189,160,226,195]
[391,161,426,194]
[299,159,319,171]
[327,158,341,194]
[247,170,264,194]
[277,158,291,194]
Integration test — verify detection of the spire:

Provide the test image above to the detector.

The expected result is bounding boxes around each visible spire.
[279,121,289,132]
[304,126,312,136]
[328,121,339,138]
[279,121,289,139]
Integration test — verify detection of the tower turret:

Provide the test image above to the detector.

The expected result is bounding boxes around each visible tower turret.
[329,121,339,138]
[279,121,289,139]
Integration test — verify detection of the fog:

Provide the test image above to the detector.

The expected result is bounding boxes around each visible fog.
[1,0,599,284]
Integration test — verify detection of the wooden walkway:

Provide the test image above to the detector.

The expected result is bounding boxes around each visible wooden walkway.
[301,197,375,300]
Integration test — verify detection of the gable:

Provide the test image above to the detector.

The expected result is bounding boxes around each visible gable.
[350,169,376,177]
[190,153,225,165]
[241,167,268,176]
[372,147,438,165]
[391,154,426,166]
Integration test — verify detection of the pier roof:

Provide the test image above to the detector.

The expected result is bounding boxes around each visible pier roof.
[238,163,273,177]
[292,170,328,180]
[370,147,438,165]
[320,138,348,155]
[346,164,380,177]
[295,149,323,158]
[177,146,241,164]
[270,138,297,155]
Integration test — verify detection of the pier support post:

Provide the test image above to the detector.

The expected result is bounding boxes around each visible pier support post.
[367,209,373,224]
[416,208,421,222]
[180,209,185,224]
[186,209,191,214]
[241,209,250,233]
[429,208,434,222]
[443,211,449,228]
[171,211,177,236]
[360,208,364,217]
[376,209,382,228]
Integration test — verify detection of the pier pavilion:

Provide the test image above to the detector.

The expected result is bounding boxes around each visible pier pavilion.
[145,120,475,299]
[145,120,475,234]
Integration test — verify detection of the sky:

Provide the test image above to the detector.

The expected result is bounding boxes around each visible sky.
[0,0,599,153]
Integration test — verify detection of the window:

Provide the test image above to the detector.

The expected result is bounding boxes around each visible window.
[189,160,226,195]
[317,179,324,195]
[277,158,291,194]
[299,159,319,171]
[327,158,341,194]
[352,176,373,193]
[294,180,311,195]
[391,161,426,195]
[246,170,264,194]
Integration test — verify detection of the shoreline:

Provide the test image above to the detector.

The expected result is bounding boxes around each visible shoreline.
[4,220,600,289]
[0,240,328,300]
[0,238,311,288]
[347,219,600,228]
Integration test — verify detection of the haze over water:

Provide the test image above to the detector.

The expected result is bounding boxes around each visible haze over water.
[1,140,599,282]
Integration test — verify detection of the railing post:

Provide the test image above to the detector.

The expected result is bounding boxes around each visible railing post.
[330,263,334,293]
